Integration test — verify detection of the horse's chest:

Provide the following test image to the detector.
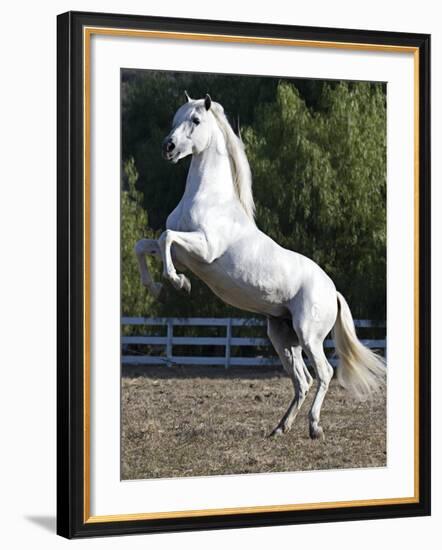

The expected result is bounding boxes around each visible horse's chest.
[177,211,200,232]
[170,202,210,232]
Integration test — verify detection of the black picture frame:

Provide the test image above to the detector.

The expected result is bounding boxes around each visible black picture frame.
[57,10,431,539]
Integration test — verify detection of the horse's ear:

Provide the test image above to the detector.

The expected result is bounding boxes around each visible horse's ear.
[184,90,192,102]
[204,94,212,111]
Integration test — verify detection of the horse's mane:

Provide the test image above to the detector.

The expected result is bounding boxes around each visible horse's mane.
[210,104,256,222]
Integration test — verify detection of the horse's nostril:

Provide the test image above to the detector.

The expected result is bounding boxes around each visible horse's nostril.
[162,139,176,156]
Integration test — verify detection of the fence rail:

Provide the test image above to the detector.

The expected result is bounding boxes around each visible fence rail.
[122,317,386,368]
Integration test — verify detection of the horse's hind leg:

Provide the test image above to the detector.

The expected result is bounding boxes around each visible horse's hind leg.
[299,337,334,440]
[134,239,163,298]
[267,317,313,437]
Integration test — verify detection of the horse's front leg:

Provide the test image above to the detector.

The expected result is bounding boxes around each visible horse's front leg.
[134,238,163,298]
[158,230,213,293]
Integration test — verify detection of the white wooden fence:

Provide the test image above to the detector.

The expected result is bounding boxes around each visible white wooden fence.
[121,317,386,368]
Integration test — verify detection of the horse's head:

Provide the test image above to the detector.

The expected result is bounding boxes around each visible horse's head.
[162,92,219,163]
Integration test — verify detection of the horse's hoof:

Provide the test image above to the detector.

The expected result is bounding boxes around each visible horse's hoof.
[309,425,324,440]
[267,427,283,438]
[178,274,191,293]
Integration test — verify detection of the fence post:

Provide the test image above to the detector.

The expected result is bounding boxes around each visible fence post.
[225,318,232,369]
[166,319,173,367]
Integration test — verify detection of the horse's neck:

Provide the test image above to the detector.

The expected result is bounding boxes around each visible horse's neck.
[184,138,235,204]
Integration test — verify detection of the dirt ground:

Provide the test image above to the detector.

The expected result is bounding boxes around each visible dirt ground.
[121,366,386,480]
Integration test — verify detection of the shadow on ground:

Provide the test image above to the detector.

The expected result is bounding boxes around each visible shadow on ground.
[122,364,287,380]
[25,515,56,533]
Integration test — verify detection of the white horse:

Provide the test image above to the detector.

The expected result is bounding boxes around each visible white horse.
[135,93,385,439]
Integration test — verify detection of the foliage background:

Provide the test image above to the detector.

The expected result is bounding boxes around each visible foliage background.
[121,69,386,321]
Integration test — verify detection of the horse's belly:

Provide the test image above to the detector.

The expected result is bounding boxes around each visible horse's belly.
[173,229,332,319]
[182,253,293,317]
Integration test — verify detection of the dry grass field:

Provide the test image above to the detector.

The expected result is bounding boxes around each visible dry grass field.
[121,365,386,480]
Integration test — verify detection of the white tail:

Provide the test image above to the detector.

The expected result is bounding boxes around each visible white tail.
[333,292,386,400]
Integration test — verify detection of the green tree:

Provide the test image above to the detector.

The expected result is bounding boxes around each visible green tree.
[121,157,160,328]
[243,81,386,318]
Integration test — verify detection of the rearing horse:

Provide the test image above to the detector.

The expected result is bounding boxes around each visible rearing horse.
[135,93,385,439]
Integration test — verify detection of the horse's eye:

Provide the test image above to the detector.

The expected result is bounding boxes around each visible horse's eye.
[192,117,200,125]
